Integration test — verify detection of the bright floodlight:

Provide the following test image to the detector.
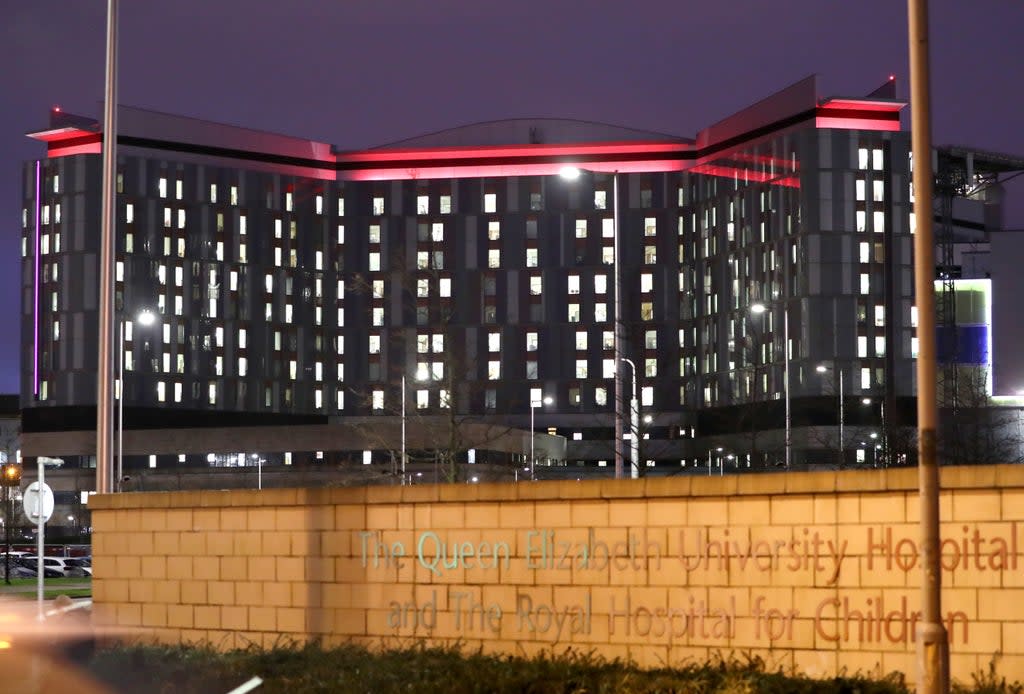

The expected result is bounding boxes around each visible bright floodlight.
[750,303,766,314]
[816,364,828,373]
[862,397,872,405]
[559,166,582,181]
[137,309,157,326]
[543,396,553,405]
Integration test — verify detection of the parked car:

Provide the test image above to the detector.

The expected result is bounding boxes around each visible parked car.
[20,556,76,578]
[62,558,92,578]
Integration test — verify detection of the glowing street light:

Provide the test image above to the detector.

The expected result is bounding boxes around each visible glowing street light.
[118,308,157,490]
[751,302,790,468]
[560,165,625,479]
[530,395,553,481]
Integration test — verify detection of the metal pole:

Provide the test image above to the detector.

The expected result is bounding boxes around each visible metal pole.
[621,358,640,478]
[96,0,119,495]
[783,305,791,468]
[612,171,624,479]
[839,368,845,460]
[401,375,407,485]
[3,487,10,585]
[707,450,711,476]
[36,459,44,620]
[909,0,948,690]
[530,402,536,481]
[117,319,123,491]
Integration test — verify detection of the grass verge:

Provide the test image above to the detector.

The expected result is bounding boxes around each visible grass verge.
[2,577,91,599]
[83,641,926,694]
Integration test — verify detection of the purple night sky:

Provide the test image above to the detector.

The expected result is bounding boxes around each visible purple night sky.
[1,1,1022,395]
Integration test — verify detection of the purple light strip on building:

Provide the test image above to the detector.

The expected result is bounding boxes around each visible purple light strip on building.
[33,160,41,395]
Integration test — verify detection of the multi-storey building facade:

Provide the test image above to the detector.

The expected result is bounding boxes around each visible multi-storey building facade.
[21,76,926,478]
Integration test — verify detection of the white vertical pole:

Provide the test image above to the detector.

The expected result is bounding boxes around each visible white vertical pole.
[612,171,624,479]
[96,0,119,495]
[839,369,845,460]
[530,402,535,481]
[117,319,124,491]
[401,375,407,485]
[784,305,791,468]
[36,460,44,620]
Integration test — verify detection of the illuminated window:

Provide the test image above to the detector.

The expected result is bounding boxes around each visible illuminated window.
[857,148,869,170]
[368,335,381,354]
[525,248,538,267]
[640,273,653,293]
[487,221,500,240]
[417,279,429,297]
[595,303,607,322]
[372,196,385,215]
[645,358,657,377]
[595,190,607,210]
[602,359,615,378]
[285,191,293,211]
[175,180,183,200]
[873,211,885,232]
[594,274,607,294]
[568,304,581,322]
[875,336,886,356]
[860,273,870,295]
[874,305,885,327]
[417,195,429,215]
[526,332,538,351]
[488,332,501,352]
[439,195,451,214]
[645,330,657,349]
[861,367,871,390]
[372,390,384,410]
[439,278,452,297]
[431,223,444,241]
[644,217,657,236]
[487,249,500,268]
[858,336,868,357]
[158,177,167,198]
[372,308,384,326]
[417,390,429,409]
[369,252,381,271]
[126,203,134,224]
[641,302,654,320]
[526,361,538,379]
[575,219,587,238]
[337,197,345,216]
[872,180,884,202]
[595,387,607,405]
[873,149,884,170]
[529,276,542,295]
[575,331,588,350]
[644,245,656,264]
[641,386,653,407]
[602,219,614,238]
[576,360,588,378]
[855,179,866,201]
[484,193,497,213]
[487,360,501,380]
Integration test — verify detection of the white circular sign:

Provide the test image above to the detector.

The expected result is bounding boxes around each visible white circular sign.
[23,481,54,523]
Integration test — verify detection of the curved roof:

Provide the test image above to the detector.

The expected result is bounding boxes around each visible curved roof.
[371,117,692,150]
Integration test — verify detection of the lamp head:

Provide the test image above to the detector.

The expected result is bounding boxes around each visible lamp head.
[137,309,157,327]
[542,396,553,405]
[815,364,828,373]
[750,303,766,315]
[558,166,582,181]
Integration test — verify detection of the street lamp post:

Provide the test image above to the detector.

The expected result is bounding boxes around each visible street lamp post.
[560,166,624,478]
[816,363,844,465]
[118,309,156,491]
[401,368,429,485]
[530,395,553,481]
[621,357,640,479]
[751,302,790,468]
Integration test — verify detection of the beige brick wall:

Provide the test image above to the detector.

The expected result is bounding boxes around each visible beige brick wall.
[90,466,1024,685]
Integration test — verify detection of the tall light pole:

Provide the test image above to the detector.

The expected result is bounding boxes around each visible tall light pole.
[560,166,624,478]
[621,357,640,479]
[96,0,120,495]
[118,309,156,490]
[751,302,790,468]
[908,1,948,688]
[816,363,844,465]
[530,395,553,481]
[401,367,429,485]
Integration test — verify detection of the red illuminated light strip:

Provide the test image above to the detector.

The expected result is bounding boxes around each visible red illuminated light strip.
[341,159,686,182]
[343,140,693,164]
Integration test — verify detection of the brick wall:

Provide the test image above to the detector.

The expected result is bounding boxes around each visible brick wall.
[90,466,1024,685]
